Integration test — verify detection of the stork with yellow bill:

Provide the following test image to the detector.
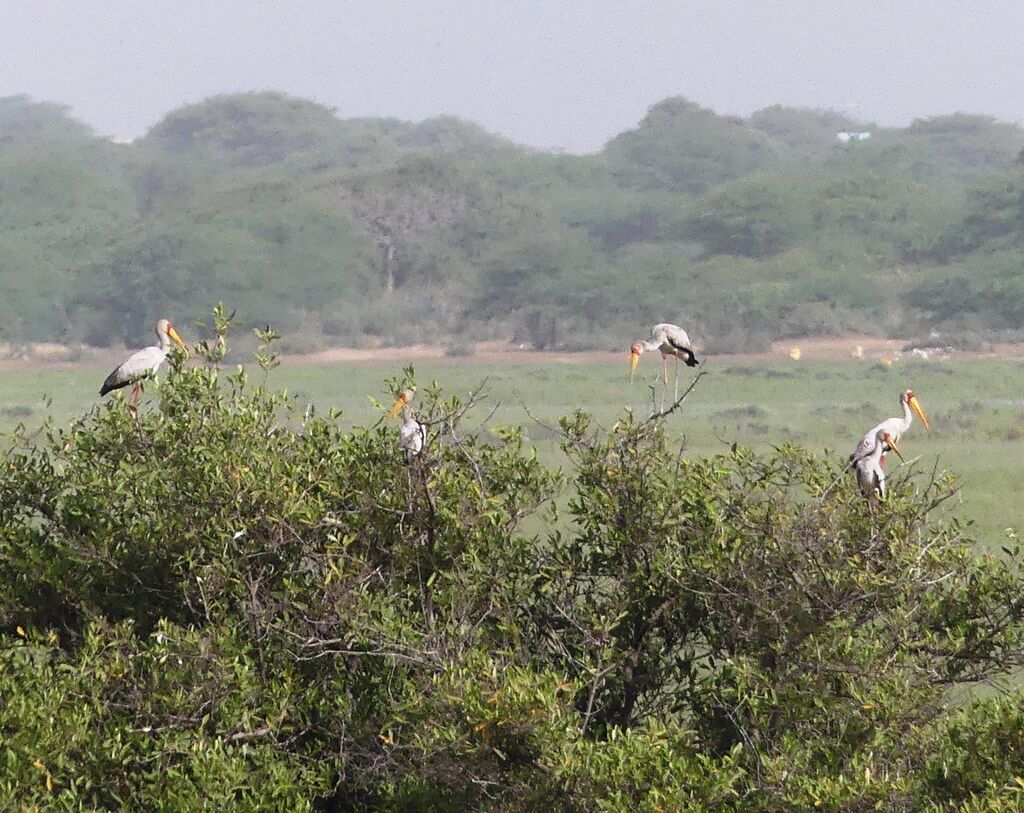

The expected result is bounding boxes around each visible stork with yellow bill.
[629,323,700,384]
[389,387,416,419]
[389,388,425,463]
[854,429,905,502]
[849,390,929,467]
[629,322,701,409]
[99,318,187,404]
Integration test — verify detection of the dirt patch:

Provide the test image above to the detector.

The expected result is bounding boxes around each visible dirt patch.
[283,341,626,366]
[283,335,946,366]
[768,336,904,360]
[4,334,1024,372]
[0,345,119,371]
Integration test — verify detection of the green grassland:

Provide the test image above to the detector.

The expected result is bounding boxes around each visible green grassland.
[3,354,1022,550]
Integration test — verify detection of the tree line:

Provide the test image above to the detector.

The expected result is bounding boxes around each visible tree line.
[1,92,1024,352]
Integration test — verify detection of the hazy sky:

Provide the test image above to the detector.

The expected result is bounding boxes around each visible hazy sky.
[3,1,1023,153]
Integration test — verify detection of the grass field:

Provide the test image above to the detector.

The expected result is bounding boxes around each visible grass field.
[2,353,1023,550]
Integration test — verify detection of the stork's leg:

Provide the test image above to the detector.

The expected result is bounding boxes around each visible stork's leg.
[871,472,886,509]
[128,387,148,444]
[662,354,669,385]
[132,405,145,437]
[674,355,680,402]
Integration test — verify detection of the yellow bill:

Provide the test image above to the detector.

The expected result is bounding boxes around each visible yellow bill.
[884,434,905,462]
[167,324,187,351]
[389,394,407,419]
[629,349,640,382]
[908,394,929,430]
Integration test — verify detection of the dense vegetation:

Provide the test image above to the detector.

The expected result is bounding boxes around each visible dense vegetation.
[2,92,1024,352]
[4,316,1024,810]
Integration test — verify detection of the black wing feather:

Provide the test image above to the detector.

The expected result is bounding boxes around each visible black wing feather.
[99,369,131,396]
[666,335,700,366]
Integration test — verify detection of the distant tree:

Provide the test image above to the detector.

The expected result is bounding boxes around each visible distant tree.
[0,95,96,144]
[748,104,864,158]
[680,174,812,257]
[604,97,779,194]
[0,96,135,341]
[139,91,345,167]
[919,168,1024,264]
[328,156,477,292]
[904,251,1024,330]
[904,113,1024,173]
[397,115,512,155]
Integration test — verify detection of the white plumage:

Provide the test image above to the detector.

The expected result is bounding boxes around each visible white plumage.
[399,416,427,464]
[390,388,426,463]
[100,318,186,401]
[853,429,903,502]
[850,390,929,466]
[630,322,700,384]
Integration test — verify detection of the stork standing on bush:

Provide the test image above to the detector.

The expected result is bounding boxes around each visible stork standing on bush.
[854,429,904,502]
[849,390,929,467]
[99,318,187,406]
[630,323,700,405]
[390,387,426,463]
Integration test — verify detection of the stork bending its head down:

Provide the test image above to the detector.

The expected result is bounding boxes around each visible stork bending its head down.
[389,387,416,419]
[854,429,904,502]
[630,322,700,410]
[629,323,700,384]
[398,415,426,464]
[389,388,425,464]
[99,318,187,405]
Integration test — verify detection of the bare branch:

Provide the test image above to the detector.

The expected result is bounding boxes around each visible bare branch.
[642,370,706,424]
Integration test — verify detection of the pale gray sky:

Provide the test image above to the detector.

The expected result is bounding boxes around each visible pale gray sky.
[3,1,1023,153]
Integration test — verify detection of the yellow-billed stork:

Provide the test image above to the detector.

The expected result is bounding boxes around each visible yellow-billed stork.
[100,318,187,404]
[850,390,929,466]
[854,429,904,501]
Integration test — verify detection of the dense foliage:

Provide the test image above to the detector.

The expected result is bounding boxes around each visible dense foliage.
[2,92,1024,351]
[4,315,1024,810]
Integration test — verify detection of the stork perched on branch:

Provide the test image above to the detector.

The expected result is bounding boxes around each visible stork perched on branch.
[850,390,929,467]
[630,323,700,383]
[389,387,416,419]
[99,319,187,405]
[390,388,426,463]
[854,429,904,502]
[630,322,700,407]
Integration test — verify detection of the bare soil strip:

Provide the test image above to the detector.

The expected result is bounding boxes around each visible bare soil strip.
[3,335,1023,371]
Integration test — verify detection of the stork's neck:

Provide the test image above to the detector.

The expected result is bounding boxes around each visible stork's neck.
[870,441,886,464]
[899,397,913,431]
[641,338,662,352]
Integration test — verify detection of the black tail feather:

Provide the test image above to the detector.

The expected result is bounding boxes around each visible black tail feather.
[99,373,131,396]
[679,347,699,367]
[99,381,122,396]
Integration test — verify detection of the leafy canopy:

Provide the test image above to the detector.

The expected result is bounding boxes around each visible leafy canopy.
[3,308,1024,810]
[4,92,1024,350]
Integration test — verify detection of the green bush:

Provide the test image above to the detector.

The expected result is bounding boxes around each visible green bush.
[5,314,1024,809]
